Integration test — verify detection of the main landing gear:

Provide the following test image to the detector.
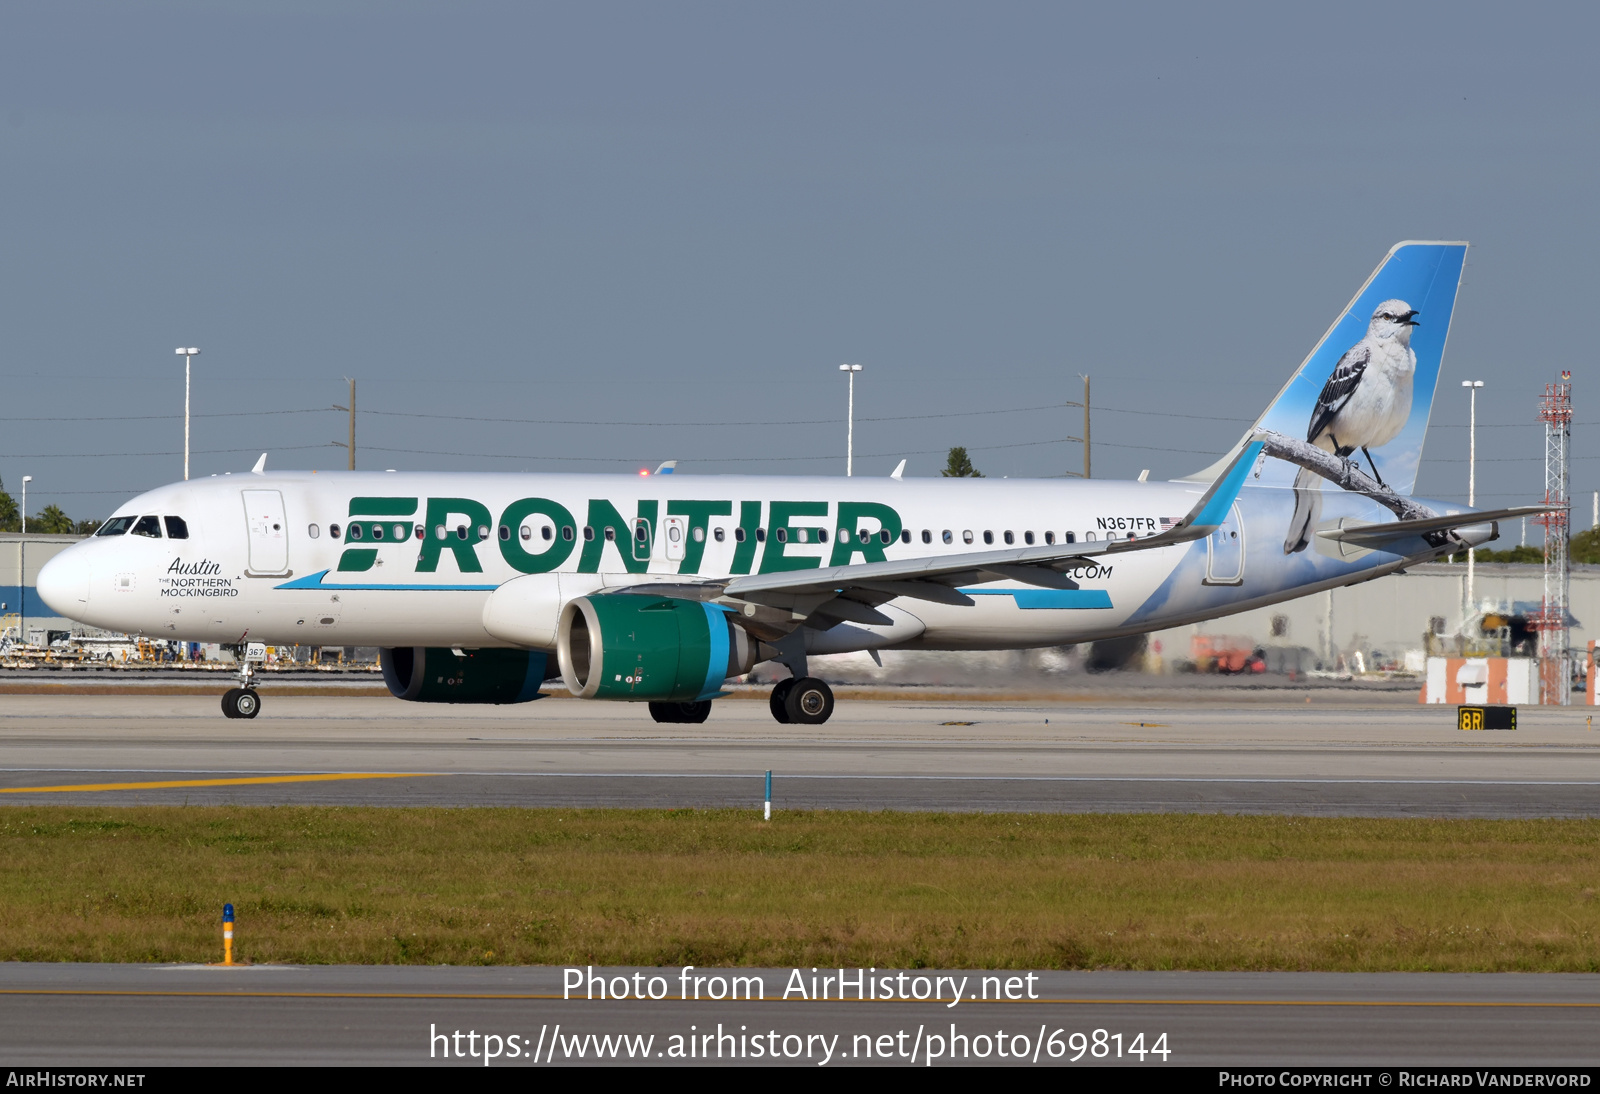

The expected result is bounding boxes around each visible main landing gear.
[769,677,834,725]
[221,687,260,719]
[649,700,712,724]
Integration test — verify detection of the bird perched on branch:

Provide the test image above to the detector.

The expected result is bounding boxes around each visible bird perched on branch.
[1284,299,1419,553]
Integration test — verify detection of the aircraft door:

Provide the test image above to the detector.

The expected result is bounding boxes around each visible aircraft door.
[661,516,687,562]
[631,517,653,563]
[1203,503,1244,586]
[242,490,290,575]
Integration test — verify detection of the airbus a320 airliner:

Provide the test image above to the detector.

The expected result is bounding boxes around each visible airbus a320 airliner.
[37,242,1542,723]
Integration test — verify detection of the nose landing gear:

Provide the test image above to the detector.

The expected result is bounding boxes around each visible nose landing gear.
[221,687,260,719]
[220,641,264,719]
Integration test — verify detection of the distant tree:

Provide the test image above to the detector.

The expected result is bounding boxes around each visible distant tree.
[941,446,984,478]
[1475,545,1545,564]
[73,517,103,536]
[31,505,74,534]
[0,491,16,533]
[1571,527,1600,565]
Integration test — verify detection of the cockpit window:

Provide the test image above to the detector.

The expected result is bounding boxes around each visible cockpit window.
[164,516,190,540]
[96,516,135,537]
[131,515,162,538]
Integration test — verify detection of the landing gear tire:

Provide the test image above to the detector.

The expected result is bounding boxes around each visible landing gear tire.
[769,679,796,724]
[783,677,833,725]
[649,700,712,724]
[222,688,260,719]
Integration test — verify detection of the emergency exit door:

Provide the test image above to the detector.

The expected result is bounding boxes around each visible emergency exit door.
[242,490,290,574]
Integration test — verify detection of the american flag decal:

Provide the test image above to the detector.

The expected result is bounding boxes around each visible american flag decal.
[1159,517,1179,531]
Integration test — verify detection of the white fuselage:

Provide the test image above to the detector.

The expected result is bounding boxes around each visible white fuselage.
[36,469,1465,656]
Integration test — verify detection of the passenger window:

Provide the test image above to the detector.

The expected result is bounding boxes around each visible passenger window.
[1086,531,1097,542]
[372,524,385,541]
[96,516,134,537]
[604,526,616,542]
[477,526,489,541]
[775,528,788,543]
[395,524,409,540]
[942,530,953,545]
[1044,531,1054,545]
[982,531,994,545]
[755,527,766,543]
[562,526,574,541]
[329,523,342,540]
[714,527,725,542]
[131,516,162,538]
[1003,531,1014,545]
[817,528,828,543]
[734,527,745,543]
[583,526,595,542]
[499,525,511,541]
[692,526,705,543]
[456,525,469,541]
[900,529,911,544]
[1024,531,1034,545]
[1065,532,1075,544]
[921,530,932,544]
[350,524,365,541]
[164,516,190,539]
[880,529,892,545]
[962,530,973,544]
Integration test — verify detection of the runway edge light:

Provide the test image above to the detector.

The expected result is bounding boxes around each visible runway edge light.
[223,902,234,966]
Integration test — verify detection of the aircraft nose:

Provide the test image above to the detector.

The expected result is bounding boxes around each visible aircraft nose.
[37,547,92,615]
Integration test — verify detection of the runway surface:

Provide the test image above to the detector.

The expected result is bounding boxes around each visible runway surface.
[1,963,1596,1066]
[2,693,1599,816]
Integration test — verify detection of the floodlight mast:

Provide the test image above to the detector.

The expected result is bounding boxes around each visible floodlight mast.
[176,348,200,480]
[839,364,863,476]
[1462,380,1483,619]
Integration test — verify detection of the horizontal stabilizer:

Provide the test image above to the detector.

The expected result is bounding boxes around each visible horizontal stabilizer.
[1315,505,1557,548]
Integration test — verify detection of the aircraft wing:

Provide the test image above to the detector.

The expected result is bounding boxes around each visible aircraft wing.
[714,441,1265,621]
[1314,504,1557,549]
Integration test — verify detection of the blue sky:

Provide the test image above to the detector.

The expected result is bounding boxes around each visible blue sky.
[1,2,1595,520]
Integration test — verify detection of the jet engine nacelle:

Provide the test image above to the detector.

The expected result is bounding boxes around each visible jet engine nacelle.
[379,646,552,704]
[481,572,606,649]
[557,594,755,701]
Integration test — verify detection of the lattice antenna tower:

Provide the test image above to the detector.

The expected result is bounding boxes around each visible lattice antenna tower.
[1533,371,1573,704]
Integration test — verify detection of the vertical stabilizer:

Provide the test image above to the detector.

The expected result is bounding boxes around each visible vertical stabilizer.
[1186,241,1468,498]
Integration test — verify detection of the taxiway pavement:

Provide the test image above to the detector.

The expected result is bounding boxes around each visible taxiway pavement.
[1,693,1598,815]
[1,963,1596,1066]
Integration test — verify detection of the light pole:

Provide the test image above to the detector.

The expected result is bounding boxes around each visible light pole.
[1462,380,1483,621]
[839,363,863,476]
[176,348,200,480]
[19,475,30,648]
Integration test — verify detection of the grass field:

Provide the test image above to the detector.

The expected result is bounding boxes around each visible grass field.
[1,807,1596,970]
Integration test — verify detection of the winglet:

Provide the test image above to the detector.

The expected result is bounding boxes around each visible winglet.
[250,453,267,475]
[890,459,906,480]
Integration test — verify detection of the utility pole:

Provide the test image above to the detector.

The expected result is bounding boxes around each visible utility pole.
[839,364,862,476]
[332,378,356,470]
[175,348,200,480]
[1063,374,1091,478]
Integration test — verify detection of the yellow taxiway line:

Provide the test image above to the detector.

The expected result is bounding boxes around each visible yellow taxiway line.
[0,990,1594,1007]
[0,772,440,794]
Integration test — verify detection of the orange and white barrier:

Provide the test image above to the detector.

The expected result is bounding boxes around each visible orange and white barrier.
[1422,657,1536,705]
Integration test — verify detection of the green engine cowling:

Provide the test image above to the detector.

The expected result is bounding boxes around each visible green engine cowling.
[557,594,755,702]
[379,646,551,704]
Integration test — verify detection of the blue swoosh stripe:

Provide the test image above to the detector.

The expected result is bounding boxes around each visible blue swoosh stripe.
[274,569,497,592]
[697,602,732,702]
[961,588,1113,609]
